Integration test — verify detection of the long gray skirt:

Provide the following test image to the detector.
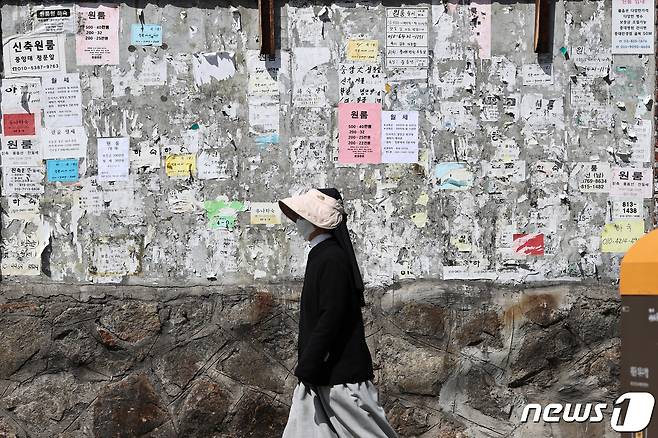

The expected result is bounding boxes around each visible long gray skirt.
[282,380,399,438]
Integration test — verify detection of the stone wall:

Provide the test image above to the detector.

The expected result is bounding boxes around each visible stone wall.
[0,280,620,437]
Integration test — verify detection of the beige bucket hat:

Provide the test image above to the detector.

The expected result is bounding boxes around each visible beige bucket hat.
[278,188,344,229]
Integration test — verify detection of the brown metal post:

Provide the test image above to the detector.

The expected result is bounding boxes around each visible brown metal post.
[259,0,275,57]
[534,0,553,53]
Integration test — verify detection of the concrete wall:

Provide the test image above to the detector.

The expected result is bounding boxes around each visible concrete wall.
[0,0,654,286]
[0,281,620,437]
[0,1,650,437]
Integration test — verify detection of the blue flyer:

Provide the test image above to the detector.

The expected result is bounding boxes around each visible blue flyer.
[130,24,163,46]
[47,159,79,183]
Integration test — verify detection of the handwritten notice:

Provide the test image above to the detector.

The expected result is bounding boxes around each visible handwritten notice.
[42,73,82,128]
[3,113,36,136]
[5,196,40,220]
[576,162,611,193]
[513,233,545,256]
[204,199,246,229]
[43,127,87,159]
[130,24,163,46]
[385,7,429,68]
[2,166,44,195]
[1,137,41,167]
[601,219,645,253]
[47,158,78,182]
[292,47,331,108]
[610,166,652,198]
[250,202,282,225]
[1,78,42,113]
[97,137,129,182]
[572,46,610,78]
[1,218,49,276]
[130,140,160,170]
[338,103,382,164]
[197,150,231,180]
[246,50,281,96]
[611,199,643,220]
[347,40,378,62]
[612,0,654,54]
[434,163,473,190]
[31,5,77,33]
[76,4,120,65]
[522,63,553,86]
[381,110,419,163]
[339,63,384,104]
[2,34,66,77]
[165,154,196,177]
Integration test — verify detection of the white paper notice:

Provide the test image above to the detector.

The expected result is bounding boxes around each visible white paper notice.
[138,56,167,86]
[43,126,87,159]
[612,0,654,54]
[2,166,44,195]
[339,63,384,104]
[610,166,653,198]
[197,149,231,180]
[576,162,611,193]
[31,4,77,34]
[522,63,553,86]
[611,199,643,220]
[246,50,281,97]
[1,218,50,276]
[4,196,40,220]
[41,73,82,128]
[629,118,652,163]
[2,34,66,78]
[1,78,42,113]
[571,46,611,78]
[0,137,42,167]
[292,47,331,108]
[385,7,429,69]
[130,140,160,170]
[381,111,419,163]
[97,137,130,182]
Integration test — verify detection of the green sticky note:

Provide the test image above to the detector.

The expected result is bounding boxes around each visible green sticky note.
[204,200,246,229]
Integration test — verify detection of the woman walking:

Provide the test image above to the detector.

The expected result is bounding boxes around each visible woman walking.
[279,187,398,438]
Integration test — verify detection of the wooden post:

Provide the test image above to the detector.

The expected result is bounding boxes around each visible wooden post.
[259,0,275,57]
[534,0,552,53]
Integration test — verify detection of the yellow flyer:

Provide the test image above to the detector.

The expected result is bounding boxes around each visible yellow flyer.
[165,154,196,177]
[601,219,645,253]
[250,202,281,225]
[347,40,378,62]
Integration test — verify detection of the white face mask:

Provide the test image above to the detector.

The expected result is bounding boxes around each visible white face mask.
[295,217,315,241]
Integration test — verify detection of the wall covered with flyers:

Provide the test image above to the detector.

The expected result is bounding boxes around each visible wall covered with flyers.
[0,0,655,286]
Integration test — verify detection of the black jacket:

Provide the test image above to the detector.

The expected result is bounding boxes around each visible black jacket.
[294,237,375,385]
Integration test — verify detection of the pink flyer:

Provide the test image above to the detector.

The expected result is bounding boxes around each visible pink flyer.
[338,103,381,164]
[76,4,120,65]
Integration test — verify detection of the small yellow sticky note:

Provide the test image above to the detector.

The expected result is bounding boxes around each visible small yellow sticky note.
[601,219,645,253]
[346,40,378,61]
[165,154,196,177]
[411,211,428,228]
[250,202,281,225]
[416,192,429,206]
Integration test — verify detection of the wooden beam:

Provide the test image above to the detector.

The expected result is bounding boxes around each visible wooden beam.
[534,0,553,53]
[258,0,275,57]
